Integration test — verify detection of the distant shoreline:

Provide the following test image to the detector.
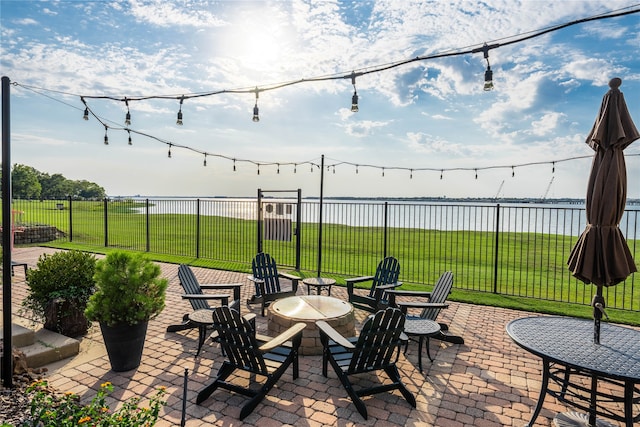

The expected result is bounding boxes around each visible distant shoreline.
[112,195,640,206]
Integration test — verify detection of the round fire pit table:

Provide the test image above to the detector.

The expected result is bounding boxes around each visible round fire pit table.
[268,295,355,355]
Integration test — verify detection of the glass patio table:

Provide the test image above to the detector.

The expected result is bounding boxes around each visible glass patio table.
[506,316,640,427]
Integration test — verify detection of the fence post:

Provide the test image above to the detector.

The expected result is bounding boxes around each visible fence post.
[196,198,201,259]
[383,202,388,257]
[493,203,500,294]
[145,199,150,252]
[295,189,301,270]
[257,189,263,253]
[68,196,73,242]
[103,198,108,247]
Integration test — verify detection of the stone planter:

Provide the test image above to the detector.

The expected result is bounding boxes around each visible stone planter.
[44,299,89,338]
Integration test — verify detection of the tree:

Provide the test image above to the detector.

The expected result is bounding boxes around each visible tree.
[3,164,106,200]
[12,164,41,199]
[74,180,106,200]
[38,173,73,200]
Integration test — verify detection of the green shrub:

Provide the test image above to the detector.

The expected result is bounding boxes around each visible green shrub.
[23,250,97,322]
[85,251,168,327]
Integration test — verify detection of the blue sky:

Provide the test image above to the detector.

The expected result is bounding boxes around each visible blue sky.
[1,0,639,199]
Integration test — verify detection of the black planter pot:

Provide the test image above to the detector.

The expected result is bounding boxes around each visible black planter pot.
[100,321,148,372]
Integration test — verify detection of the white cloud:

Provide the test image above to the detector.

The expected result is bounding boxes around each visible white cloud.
[15,18,38,25]
[128,0,228,28]
[530,112,566,136]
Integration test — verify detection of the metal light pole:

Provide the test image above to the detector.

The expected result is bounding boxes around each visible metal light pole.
[2,76,13,387]
[316,155,324,277]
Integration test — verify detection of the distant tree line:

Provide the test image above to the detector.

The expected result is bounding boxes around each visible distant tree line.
[3,164,107,200]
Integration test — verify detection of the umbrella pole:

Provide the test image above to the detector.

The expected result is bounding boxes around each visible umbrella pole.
[592,287,605,345]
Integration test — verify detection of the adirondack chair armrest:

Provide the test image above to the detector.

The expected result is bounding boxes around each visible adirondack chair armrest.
[385,289,433,298]
[247,275,264,284]
[385,289,433,306]
[316,320,355,349]
[199,283,243,300]
[346,275,374,284]
[279,272,300,281]
[279,272,300,290]
[259,322,306,352]
[346,275,374,296]
[377,282,402,291]
[397,302,449,312]
[181,293,231,303]
[200,283,242,290]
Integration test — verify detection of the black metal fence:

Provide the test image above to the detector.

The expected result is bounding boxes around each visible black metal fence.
[8,197,639,311]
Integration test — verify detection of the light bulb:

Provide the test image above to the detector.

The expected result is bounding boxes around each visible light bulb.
[484,67,494,91]
[351,92,359,112]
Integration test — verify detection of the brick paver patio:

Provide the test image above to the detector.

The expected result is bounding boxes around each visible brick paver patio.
[3,246,634,426]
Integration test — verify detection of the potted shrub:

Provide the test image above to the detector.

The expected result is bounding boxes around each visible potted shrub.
[23,250,97,337]
[85,250,168,372]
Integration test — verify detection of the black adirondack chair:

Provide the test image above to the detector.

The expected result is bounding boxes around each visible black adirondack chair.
[317,307,416,420]
[386,271,464,345]
[166,264,243,333]
[247,252,299,316]
[346,256,402,312]
[196,306,306,420]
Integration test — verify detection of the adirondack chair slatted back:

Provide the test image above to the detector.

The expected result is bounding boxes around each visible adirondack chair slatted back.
[369,257,400,298]
[350,308,405,372]
[211,306,267,374]
[178,264,209,311]
[252,253,282,296]
[420,271,454,321]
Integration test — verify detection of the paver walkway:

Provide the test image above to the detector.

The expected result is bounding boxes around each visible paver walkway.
[3,246,635,426]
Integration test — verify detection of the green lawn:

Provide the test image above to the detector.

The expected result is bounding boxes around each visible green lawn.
[10,198,640,326]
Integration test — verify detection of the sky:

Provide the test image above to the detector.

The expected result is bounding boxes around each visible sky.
[1,0,640,200]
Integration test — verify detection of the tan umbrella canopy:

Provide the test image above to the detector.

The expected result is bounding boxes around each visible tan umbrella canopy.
[567,77,638,345]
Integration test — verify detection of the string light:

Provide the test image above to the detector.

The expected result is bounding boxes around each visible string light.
[257,164,260,175]
[81,97,89,120]
[277,163,280,174]
[252,88,260,122]
[203,153,207,166]
[350,72,359,112]
[472,43,497,91]
[512,166,515,177]
[382,167,385,177]
[440,170,443,180]
[168,143,172,158]
[294,164,297,173]
[475,169,478,179]
[127,129,132,145]
[552,162,555,173]
[233,159,236,171]
[124,98,131,125]
[103,126,109,145]
[410,169,413,179]
[176,97,184,125]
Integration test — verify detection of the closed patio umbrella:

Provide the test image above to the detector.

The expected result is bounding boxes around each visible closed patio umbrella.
[567,77,638,345]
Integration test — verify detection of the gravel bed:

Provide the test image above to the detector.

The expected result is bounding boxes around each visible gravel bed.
[0,371,39,427]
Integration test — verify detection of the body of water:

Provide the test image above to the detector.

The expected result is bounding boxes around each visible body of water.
[129,198,640,239]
